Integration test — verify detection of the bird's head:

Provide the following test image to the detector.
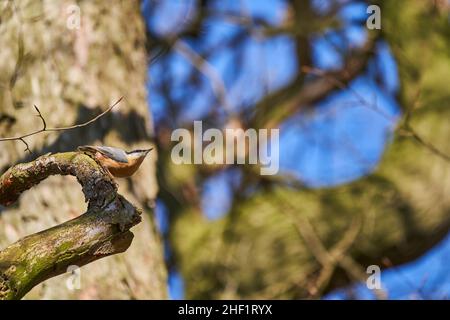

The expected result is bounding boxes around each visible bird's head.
[126,148,153,161]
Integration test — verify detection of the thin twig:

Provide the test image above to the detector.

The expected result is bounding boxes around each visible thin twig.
[302,66,450,163]
[301,66,395,122]
[34,105,46,131]
[19,137,30,153]
[397,88,450,162]
[399,127,450,163]
[278,193,387,299]
[174,40,232,114]
[0,97,123,152]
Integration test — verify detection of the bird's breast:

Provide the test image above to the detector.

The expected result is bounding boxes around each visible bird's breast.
[95,153,138,178]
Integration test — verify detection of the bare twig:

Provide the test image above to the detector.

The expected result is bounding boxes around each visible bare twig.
[18,137,30,153]
[34,104,46,130]
[0,97,123,152]
[302,66,450,163]
[174,40,232,113]
[399,127,450,163]
[301,66,395,122]
[277,193,387,299]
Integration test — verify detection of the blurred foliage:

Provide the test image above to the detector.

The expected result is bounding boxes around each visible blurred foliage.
[148,0,450,298]
[0,0,166,299]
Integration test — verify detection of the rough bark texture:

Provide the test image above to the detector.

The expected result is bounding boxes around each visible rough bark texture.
[0,152,142,299]
[0,1,167,299]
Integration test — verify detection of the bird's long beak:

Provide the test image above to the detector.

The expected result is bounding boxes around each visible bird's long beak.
[144,148,153,155]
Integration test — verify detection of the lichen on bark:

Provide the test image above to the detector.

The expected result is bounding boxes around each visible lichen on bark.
[0,152,141,300]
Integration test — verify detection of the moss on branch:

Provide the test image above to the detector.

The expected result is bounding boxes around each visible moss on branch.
[0,152,142,300]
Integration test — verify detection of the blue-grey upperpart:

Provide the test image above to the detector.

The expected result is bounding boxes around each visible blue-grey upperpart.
[126,148,153,154]
[94,146,129,163]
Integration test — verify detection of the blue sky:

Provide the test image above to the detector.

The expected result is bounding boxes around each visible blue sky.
[144,0,449,300]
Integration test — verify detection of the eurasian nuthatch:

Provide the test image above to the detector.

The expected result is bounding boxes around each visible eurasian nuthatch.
[78,145,153,178]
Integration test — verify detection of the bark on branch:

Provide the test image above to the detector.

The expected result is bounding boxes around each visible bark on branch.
[0,152,142,300]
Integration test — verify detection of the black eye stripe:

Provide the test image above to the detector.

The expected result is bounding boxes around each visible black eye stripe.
[126,149,152,154]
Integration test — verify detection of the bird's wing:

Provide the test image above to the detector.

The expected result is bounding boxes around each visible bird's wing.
[78,145,129,163]
[95,146,129,163]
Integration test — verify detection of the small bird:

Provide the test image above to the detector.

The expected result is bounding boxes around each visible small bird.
[78,145,153,178]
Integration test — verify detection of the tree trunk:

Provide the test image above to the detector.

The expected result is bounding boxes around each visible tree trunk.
[0,0,167,299]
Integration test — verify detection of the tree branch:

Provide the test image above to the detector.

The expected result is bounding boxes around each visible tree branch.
[251,35,378,129]
[398,126,450,163]
[0,97,123,153]
[174,40,233,114]
[0,152,142,300]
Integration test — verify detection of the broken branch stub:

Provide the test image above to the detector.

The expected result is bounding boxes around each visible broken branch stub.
[0,152,142,300]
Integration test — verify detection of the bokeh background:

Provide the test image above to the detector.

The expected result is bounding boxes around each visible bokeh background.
[144,0,450,299]
[0,0,449,300]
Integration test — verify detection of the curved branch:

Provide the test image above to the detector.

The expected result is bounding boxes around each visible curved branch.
[0,152,142,300]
